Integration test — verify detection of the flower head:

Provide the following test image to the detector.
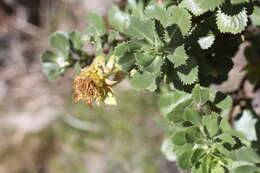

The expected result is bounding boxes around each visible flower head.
[73,56,119,107]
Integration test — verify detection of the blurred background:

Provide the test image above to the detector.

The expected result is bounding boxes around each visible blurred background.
[0,0,182,172]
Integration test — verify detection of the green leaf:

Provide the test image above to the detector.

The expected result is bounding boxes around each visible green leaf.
[212,166,225,173]
[176,57,199,85]
[130,71,156,90]
[202,112,219,137]
[184,108,202,125]
[210,89,233,118]
[167,98,193,123]
[168,6,192,35]
[220,119,232,131]
[192,84,210,105]
[144,4,169,27]
[172,131,186,145]
[49,32,70,58]
[191,148,206,164]
[194,0,225,11]
[185,126,202,143]
[173,143,194,157]
[198,31,215,50]
[69,31,82,50]
[167,46,188,68]
[41,51,69,80]
[177,150,193,170]
[231,164,260,173]
[108,30,118,43]
[216,8,248,34]
[201,155,211,173]
[158,90,192,114]
[108,6,129,32]
[135,53,155,68]
[125,17,155,44]
[217,133,236,146]
[166,24,184,49]
[230,0,249,5]
[180,0,205,16]
[113,42,129,57]
[41,50,57,63]
[118,53,136,72]
[230,147,260,163]
[87,13,106,35]
[42,62,65,80]
[74,61,81,75]
[180,0,225,16]
[251,6,260,27]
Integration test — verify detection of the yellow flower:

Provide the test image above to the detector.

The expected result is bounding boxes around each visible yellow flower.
[73,56,119,107]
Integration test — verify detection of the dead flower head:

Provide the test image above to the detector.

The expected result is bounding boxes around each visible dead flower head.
[73,56,119,107]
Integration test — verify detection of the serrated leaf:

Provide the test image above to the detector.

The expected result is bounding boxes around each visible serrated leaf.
[113,42,129,57]
[230,0,249,5]
[216,8,248,34]
[198,31,215,49]
[87,13,106,35]
[168,6,192,35]
[202,112,219,137]
[176,57,199,85]
[49,32,70,58]
[158,90,192,114]
[145,5,169,27]
[194,0,225,11]
[180,0,205,16]
[210,89,233,118]
[217,134,236,146]
[130,71,156,90]
[167,98,193,123]
[166,24,184,49]
[251,6,260,26]
[180,0,224,16]
[125,17,155,44]
[108,6,129,32]
[167,46,188,68]
[192,84,210,105]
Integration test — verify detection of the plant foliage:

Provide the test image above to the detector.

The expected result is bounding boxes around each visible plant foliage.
[41,0,260,172]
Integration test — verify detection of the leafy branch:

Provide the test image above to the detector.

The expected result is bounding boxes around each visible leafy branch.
[41,0,260,172]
